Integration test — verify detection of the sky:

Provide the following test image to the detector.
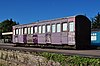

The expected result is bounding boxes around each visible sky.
[0,0,100,24]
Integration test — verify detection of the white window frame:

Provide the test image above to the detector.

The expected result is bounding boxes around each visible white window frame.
[24,27,27,34]
[19,29,21,35]
[16,29,18,35]
[42,25,45,33]
[63,23,67,31]
[52,24,56,33]
[47,25,50,32]
[31,27,33,34]
[34,26,37,33]
[69,22,74,32]
[28,27,31,34]
[57,23,61,32]
[13,29,15,35]
[39,26,41,33]
[22,28,23,35]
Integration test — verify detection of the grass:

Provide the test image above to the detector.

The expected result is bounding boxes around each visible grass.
[36,52,100,66]
[0,64,5,66]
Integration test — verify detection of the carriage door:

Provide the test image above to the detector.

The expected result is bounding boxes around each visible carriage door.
[33,34,38,44]
[33,26,38,44]
[45,33,51,44]
[68,22,75,45]
[23,35,27,43]
[45,25,51,44]
[15,29,19,43]
[23,27,27,43]
[62,22,68,44]
[15,35,18,43]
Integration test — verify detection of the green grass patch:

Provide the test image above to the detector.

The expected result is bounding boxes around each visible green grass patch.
[33,52,100,66]
[0,64,5,66]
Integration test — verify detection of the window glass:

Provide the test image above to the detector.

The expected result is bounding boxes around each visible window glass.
[13,30,15,35]
[28,27,31,34]
[47,25,50,32]
[19,29,21,35]
[69,22,74,32]
[16,29,18,35]
[24,28,27,34]
[22,28,23,35]
[42,25,45,33]
[39,26,41,33]
[34,26,37,33]
[91,33,97,41]
[63,23,67,31]
[57,24,61,32]
[31,27,33,34]
[52,24,56,33]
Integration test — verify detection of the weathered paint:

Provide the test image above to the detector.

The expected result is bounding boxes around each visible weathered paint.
[33,34,38,44]
[12,15,91,49]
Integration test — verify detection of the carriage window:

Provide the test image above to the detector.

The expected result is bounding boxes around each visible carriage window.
[42,25,45,33]
[31,27,33,34]
[63,23,67,31]
[19,29,21,35]
[34,26,37,33]
[22,28,23,35]
[52,24,56,33]
[47,25,50,32]
[69,22,74,32]
[28,27,31,34]
[15,29,18,35]
[13,29,15,35]
[91,33,97,41]
[24,28,27,34]
[57,23,61,32]
[39,26,41,33]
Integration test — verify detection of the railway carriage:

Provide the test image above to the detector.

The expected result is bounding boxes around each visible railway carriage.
[91,29,100,46]
[13,15,91,49]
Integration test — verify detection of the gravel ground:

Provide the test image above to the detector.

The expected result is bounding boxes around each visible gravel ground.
[0,50,61,66]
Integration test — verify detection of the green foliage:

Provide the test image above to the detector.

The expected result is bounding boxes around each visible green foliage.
[92,12,100,29]
[0,64,5,66]
[40,52,66,66]
[39,52,100,66]
[0,19,19,33]
[65,55,100,66]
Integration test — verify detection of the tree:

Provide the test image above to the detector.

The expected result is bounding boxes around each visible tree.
[92,13,100,29]
[0,19,19,33]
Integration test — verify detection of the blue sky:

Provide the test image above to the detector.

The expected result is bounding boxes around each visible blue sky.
[0,0,100,24]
